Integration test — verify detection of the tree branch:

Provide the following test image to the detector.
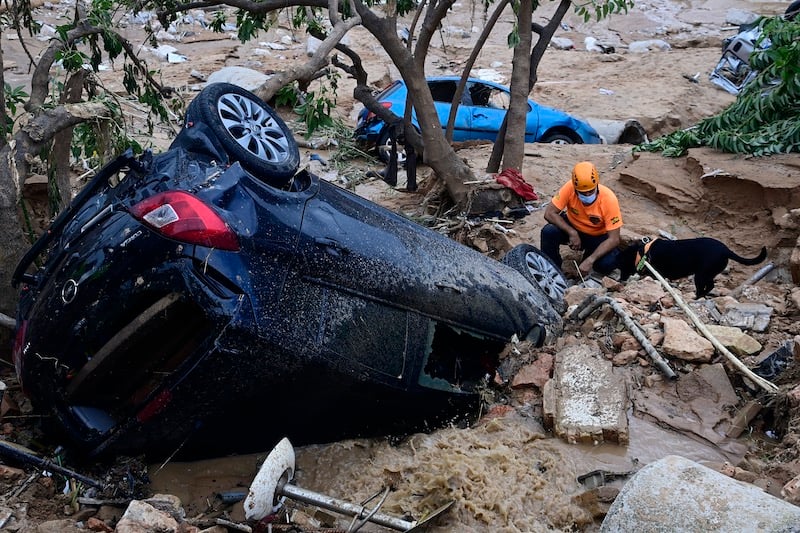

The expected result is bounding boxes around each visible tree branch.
[27,21,104,112]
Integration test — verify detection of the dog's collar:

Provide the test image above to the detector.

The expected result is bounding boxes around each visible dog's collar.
[635,237,657,272]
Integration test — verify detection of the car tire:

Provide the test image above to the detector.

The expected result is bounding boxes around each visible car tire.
[540,132,577,144]
[376,127,409,165]
[502,244,568,314]
[188,83,300,186]
[787,0,800,19]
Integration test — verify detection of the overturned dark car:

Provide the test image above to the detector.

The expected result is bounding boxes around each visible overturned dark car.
[11,83,565,459]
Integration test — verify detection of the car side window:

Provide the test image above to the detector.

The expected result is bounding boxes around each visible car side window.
[429,81,458,103]
[487,88,509,110]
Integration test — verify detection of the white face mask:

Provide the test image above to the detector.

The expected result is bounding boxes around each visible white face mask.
[577,188,598,204]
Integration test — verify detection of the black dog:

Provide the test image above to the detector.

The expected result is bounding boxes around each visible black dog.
[618,237,767,298]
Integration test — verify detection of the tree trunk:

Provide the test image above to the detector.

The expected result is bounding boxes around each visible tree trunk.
[487,0,572,173]
[0,102,112,316]
[445,0,511,142]
[355,0,475,207]
[502,0,532,172]
[52,70,88,212]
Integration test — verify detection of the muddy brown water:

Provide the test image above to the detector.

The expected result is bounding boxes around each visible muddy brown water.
[149,412,733,531]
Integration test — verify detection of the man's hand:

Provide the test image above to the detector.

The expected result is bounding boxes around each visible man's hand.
[568,231,581,251]
[578,257,594,277]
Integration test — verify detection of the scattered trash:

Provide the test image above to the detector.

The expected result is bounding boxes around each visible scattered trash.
[167,52,188,63]
[0,440,104,490]
[309,153,328,166]
[682,72,701,83]
[598,88,615,95]
[584,37,614,53]
[494,168,538,201]
[245,438,454,531]
[754,341,793,380]
[577,469,635,489]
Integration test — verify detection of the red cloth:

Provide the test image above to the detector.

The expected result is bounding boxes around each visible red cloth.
[494,168,538,201]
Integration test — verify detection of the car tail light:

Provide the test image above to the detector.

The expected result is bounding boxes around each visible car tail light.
[136,389,173,423]
[129,191,240,251]
[12,320,27,393]
[365,102,393,123]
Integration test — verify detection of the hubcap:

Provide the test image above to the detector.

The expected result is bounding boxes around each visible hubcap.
[217,93,290,163]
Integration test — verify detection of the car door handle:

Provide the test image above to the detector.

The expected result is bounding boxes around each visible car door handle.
[314,237,350,257]
[435,281,464,294]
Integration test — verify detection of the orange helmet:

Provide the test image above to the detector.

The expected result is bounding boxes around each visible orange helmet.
[572,161,599,192]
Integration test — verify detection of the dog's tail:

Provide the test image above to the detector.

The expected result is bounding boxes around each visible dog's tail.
[728,246,767,266]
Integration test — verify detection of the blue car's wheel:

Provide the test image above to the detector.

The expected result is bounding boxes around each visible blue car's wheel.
[541,132,578,145]
[377,127,408,165]
[502,244,568,314]
[188,83,300,186]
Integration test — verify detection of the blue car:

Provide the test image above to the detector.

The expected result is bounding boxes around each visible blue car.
[355,76,603,162]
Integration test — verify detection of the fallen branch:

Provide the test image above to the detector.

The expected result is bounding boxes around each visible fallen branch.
[570,294,677,380]
[641,259,778,394]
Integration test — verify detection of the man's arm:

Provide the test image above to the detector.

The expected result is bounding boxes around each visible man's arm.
[544,203,581,250]
[579,227,621,275]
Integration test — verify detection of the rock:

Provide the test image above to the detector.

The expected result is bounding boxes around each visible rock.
[511,353,554,389]
[206,66,270,91]
[660,317,714,362]
[550,37,574,50]
[621,278,666,306]
[87,516,114,532]
[612,349,639,366]
[116,500,179,533]
[726,8,759,26]
[627,39,671,53]
[564,286,605,308]
[601,456,800,532]
[705,324,762,356]
[0,464,25,481]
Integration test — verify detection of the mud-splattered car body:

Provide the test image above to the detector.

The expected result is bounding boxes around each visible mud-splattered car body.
[12,83,564,459]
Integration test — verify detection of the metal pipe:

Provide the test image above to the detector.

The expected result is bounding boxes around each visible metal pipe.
[0,440,104,489]
[570,294,677,380]
[729,262,775,298]
[280,484,415,532]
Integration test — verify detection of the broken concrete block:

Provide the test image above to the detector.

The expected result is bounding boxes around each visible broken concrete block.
[542,344,628,445]
[718,302,773,332]
[706,324,762,356]
[660,317,714,362]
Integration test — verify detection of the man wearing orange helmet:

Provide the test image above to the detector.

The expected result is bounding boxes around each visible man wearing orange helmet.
[540,161,622,278]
